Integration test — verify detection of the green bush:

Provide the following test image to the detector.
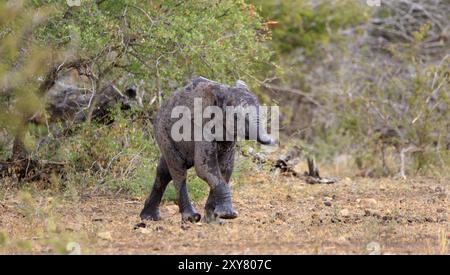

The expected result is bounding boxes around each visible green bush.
[0,1,61,159]
[319,25,449,175]
[1,0,274,197]
[251,0,368,54]
[35,0,272,92]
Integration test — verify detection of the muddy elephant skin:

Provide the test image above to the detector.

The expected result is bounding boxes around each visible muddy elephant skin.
[140,77,275,223]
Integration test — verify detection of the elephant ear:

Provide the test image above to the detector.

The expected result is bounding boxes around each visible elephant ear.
[235,80,248,89]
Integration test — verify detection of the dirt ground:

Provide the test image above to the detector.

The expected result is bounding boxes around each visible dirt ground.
[0,174,448,255]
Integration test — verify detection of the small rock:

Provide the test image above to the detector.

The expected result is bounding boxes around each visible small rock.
[364,209,382,218]
[437,208,445,213]
[137,227,151,234]
[97,231,113,241]
[330,217,341,223]
[437,193,447,200]
[324,201,332,207]
[92,217,104,222]
[166,205,179,215]
[360,198,378,208]
[343,177,352,184]
[340,209,350,217]
[133,222,146,229]
[337,236,349,244]
[275,212,286,221]
[155,226,164,232]
[181,224,190,230]
[65,222,82,231]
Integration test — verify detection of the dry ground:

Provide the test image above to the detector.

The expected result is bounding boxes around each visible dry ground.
[0,174,448,254]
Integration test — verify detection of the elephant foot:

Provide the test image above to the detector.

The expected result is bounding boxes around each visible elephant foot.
[181,208,201,223]
[140,208,161,221]
[214,203,238,219]
[212,184,237,219]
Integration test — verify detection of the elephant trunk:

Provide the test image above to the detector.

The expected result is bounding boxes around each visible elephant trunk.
[254,113,276,145]
[257,131,276,145]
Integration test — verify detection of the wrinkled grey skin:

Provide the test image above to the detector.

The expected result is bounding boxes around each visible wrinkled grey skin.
[140,77,275,223]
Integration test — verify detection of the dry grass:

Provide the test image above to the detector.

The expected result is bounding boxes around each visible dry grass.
[0,173,448,255]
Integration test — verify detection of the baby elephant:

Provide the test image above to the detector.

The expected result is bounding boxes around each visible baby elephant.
[140,77,276,223]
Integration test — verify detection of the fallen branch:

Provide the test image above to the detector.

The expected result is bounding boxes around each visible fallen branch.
[271,148,337,184]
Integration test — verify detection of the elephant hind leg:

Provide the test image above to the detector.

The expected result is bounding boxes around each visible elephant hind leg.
[160,148,201,223]
[174,176,201,223]
[140,157,171,221]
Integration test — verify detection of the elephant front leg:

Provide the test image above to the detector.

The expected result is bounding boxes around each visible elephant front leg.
[195,142,237,220]
[200,178,237,220]
[203,191,220,224]
[211,179,237,219]
[159,149,201,223]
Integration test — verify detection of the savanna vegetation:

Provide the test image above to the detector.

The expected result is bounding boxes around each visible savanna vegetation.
[0,0,448,254]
